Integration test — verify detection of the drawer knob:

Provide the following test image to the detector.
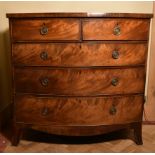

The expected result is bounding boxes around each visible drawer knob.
[111,78,119,86]
[40,24,48,35]
[109,105,117,115]
[41,107,49,116]
[40,51,48,60]
[113,24,121,36]
[40,77,49,87]
[112,50,119,59]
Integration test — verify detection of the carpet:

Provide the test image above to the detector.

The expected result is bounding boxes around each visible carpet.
[0,134,9,152]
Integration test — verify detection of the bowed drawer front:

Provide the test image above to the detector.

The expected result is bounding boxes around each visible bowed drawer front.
[12,43,147,67]
[7,12,152,146]
[15,95,143,125]
[14,67,145,95]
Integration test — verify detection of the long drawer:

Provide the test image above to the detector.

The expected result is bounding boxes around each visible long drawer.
[11,19,80,41]
[14,67,145,95]
[83,19,150,40]
[15,94,144,125]
[12,43,147,67]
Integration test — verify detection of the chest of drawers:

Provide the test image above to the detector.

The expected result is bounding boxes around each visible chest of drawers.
[7,13,152,146]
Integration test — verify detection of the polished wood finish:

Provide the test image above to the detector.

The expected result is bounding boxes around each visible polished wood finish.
[11,123,22,146]
[133,122,143,145]
[11,19,80,41]
[6,12,153,18]
[7,13,152,146]
[12,43,147,67]
[14,67,145,95]
[30,122,142,138]
[15,95,143,125]
[83,19,150,40]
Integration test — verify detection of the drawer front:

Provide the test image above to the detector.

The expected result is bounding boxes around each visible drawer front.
[13,43,147,67]
[15,95,144,125]
[14,67,145,95]
[83,19,150,40]
[11,19,80,41]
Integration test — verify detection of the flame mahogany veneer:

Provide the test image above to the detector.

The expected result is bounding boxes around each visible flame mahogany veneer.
[6,12,152,146]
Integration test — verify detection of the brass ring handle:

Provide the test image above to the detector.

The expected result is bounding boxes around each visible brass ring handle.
[40,51,48,60]
[40,24,48,35]
[113,24,121,36]
[111,78,119,86]
[41,107,49,116]
[40,77,49,87]
[109,105,117,115]
[112,50,119,59]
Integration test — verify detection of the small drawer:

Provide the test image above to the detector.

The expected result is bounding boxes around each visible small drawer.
[15,95,144,125]
[14,67,145,95]
[11,19,80,41]
[12,43,147,67]
[83,19,150,40]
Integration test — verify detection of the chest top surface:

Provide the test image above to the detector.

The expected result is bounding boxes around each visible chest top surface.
[6,12,153,18]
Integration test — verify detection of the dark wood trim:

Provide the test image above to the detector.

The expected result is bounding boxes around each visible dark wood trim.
[15,121,142,127]
[14,92,144,98]
[13,64,146,68]
[12,123,23,146]
[11,40,149,43]
[6,12,153,18]
[13,64,145,69]
[12,40,148,44]
[79,19,83,42]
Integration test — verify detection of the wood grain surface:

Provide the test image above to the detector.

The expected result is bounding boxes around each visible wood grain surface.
[30,122,140,137]
[14,67,145,95]
[7,12,152,146]
[12,43,147,67]
[11,19,80,41]
[83,19,150,40]
[15,95,143,126]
